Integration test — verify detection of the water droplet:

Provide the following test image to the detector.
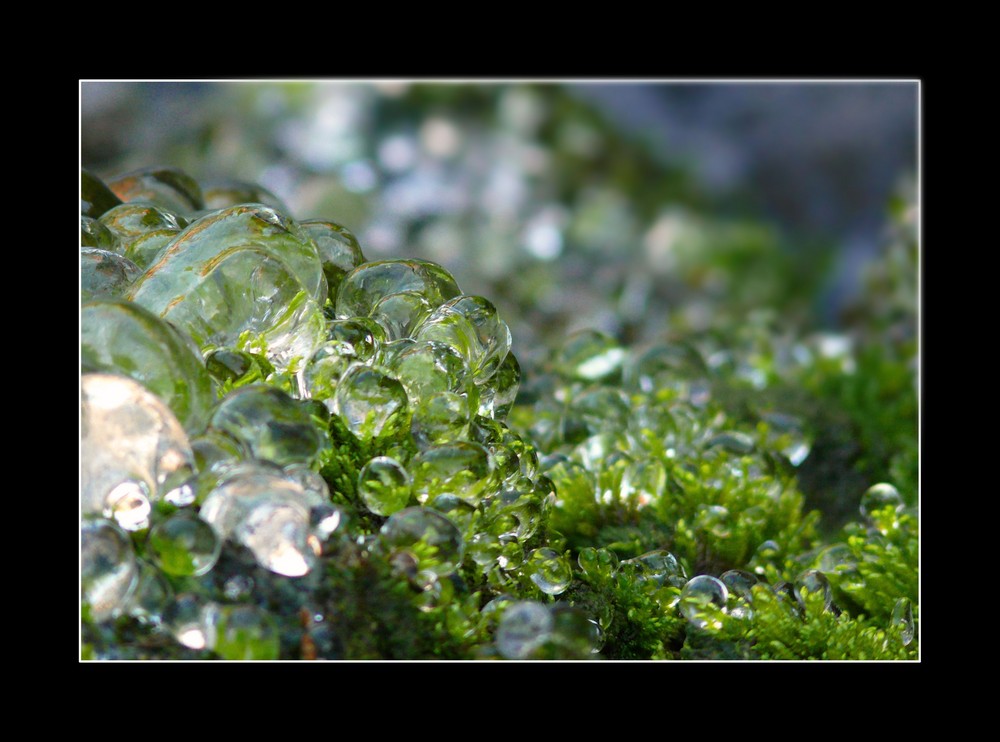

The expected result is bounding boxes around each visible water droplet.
[412,295,511,383]
[410,441,496,505]
[468,531,503,567]
[477,350,521,421]
[358,456,412,516]
[199,468,319,577]
[164,593,217,651]
[619,457,667,510]
[300,219,366,306]
[860,482,904,523]
[620,550,687,588]
[719,569,758,600]
[577,547,620,582]
[387,339,469,405]
[334,363,408,439]
[81,374,195,523]
[411,391,471,448]
[705,431,755,455]
[81,248,142,301]
[335,259,461,320]
[122,558,173,624]
[81,518,139,622]
[555,329,625,382]
[891,597,915,646]
[146,511,221,577]
[524,547,572,595]
[370,290,435,340]
[379,507,464,579]
[496,601,553,659]
[795,569,835,612]
[679,575,729,630]
[696,504,733,539]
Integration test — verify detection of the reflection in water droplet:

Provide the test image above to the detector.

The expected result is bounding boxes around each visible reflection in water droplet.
[679,575,728,631]
[81,518,139,622]
[891,597,915,646]
[524,548,572,595]
[358,456,412,516]
[380,507,464,578]
[147,511,222,577]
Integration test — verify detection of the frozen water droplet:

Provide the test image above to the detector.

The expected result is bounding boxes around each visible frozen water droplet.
[549,604,602,658]
[577,547,620,582]
[81,374,195,521]
[496,601,553,659]
[619,457,667,510]
[524,547,572,595]
[81,300,216,432]
[200,468,319,577]
[300,219,366,306]
[387,339,468,405]
[122,558,173,625]
[818,543,857,574]
[81,518,138,622]
[164,593,218,651]
[147,511,221,577]
[358,456,412,516]
[477,351,521,422]
[624,341,709,396]
[679,575,729,630]
[620,550,687,588]
[211,385,328,467]
[335,259,461,320]
[696,504,733,539]
[370,290,435,340]
[411,391,471,448]
[334,363,408,440]
[795,569,834,612]
[81,248,142,301]
[555,329,625,381]
[860,482,904,521]
[719,569,759,600]
[380,507,464,578]
[410,441,496,506]
[468,531,503,567]
[412,295,511,383]
[891,597,915,646]
[107,166,205,214]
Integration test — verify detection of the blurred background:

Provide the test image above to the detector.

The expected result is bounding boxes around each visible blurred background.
[80,80,919,361]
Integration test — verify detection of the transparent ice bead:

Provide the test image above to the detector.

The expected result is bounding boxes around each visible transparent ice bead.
[379,506,464,579]
[81,248,142,301]
[146,510,222,577]
[554,329,626,382]
[334,259,461,320]
[333,363,408,439]
[524,547,572,595]
[496,601,553,659]
[477,350,521,422]
[679,575,729,631]
[410,441,496,506]
[211,604,281,660]
[358,456,413,516]
[410,390,471,448]
[81,374,195,529]
[81,518,139,622]
[300,218,366,306]
[411,295,511,383]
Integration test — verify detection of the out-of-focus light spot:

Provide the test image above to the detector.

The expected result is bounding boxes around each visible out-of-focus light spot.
[378,134,418,173]
[499,87,545,134]
[420,117,462,158]
[258,165,297,205]
[523,206,568,261]
[482,164,525,217]
[817,333,852,359]
[418,220,464,266]
[644,213,683,273]
[559,120,600,156]
[363,220,404,255]
[373,81,410,97]
[342,160,378,193]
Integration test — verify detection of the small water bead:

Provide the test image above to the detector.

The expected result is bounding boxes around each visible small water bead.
[125,228,182,270]
[81,518,139,622]
[619,457,667,510]
[571,387,632,436]
[410,441,496,506]
[370,291,435,341]
[300,219,366,305]
[719,569,759,600]
[200,468,320,577]
[147,511,221,577]
[860,482,904,521]
[705,431,756,456]
[411,391,471,448]
[98,202,185,248]
[165,593,218,651]
[624,341,709,394]
[549,604,602,658]
[620,550,687,588]
[210,384,328,467]
[496,601,554,660]
[81,248,143,301]
[82,300,217,433]
[891,597,915,646]
[679,575,729,631]
[578,547,620,582]
[524,548,572,595]
[300,341,360,404]
[358,456,412,516]
[554,329,626,382]
[379,507,464,578]
[107,166,206,214]
[468,531,503,567]
[334,363,408,440]
[759,411,811,466]
[696,504,733,539]
[477,350,521,422]
[429,494,480,537]
[81,374,196,526]
[387,339,468,404]
[412,295,511,382]
[82,215,118,250]
[122,558,173,625]
[795,569,835,612]
[211,604,281,660]
[335,259,462,320]
[82,168,123,218]
[542,456,597,508]
[818,543,858,574]
[497,539,525,571]
[202,179,290,212]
